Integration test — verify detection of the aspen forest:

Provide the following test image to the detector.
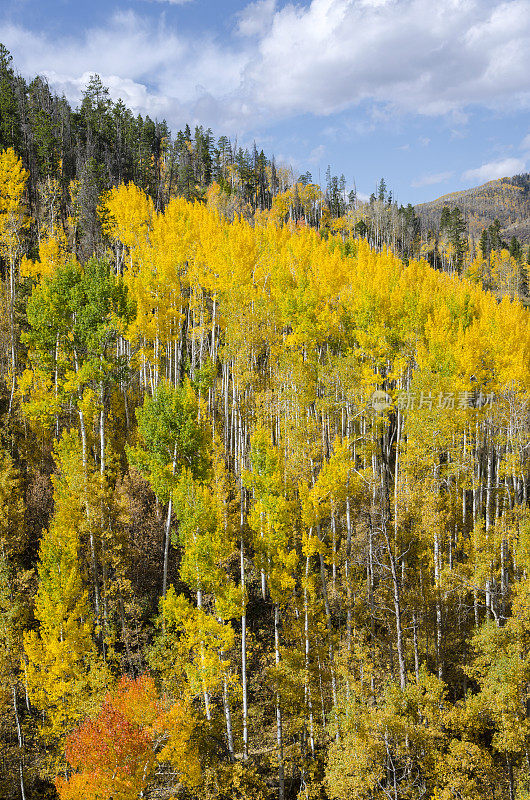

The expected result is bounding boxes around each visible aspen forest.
[3,43,530,800]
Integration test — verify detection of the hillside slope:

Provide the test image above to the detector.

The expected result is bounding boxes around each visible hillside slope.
[415,173,530,242]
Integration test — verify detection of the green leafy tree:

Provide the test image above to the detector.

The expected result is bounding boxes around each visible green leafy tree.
[128,380,209,598]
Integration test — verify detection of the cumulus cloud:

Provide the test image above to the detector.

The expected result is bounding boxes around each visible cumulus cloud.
[2,0,530,132]
[244,0,530,117]
[237,0,277,37]
[463,157,527,183]
[1,11,249,128]
[46,71,170,118]
[411,171,453,188]
[143,0,194,4]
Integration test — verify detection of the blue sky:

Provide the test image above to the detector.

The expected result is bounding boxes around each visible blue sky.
[1,0,530,203]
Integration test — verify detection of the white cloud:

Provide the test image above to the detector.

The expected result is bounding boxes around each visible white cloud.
[245,0,530,118]
[521,133,530,151]
[46,71,170,118]
[411,171,453,188]
[309,144,326,163]
[237,0,277,37]
[463,157,527,183]
[3,0,530,132]
[144,0,194,4]
[1,11,249,129]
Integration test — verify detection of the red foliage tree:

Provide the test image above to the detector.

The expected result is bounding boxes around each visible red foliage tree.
[56,676,159,800]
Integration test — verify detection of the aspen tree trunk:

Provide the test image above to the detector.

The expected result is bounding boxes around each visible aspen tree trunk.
[223,361,229,450]
[78,404,100,625]
[434,526,443,679]
[304,551,315,755]
[8,254,17,416]
[383,520,406,690]
[394,410,400,538]
[55,333,60,439]
[162,494,173,603]
[23,662,29,713]
[501,528,508,622]
[210,295,217,360]
[317,654,326,728]
[368,528,376,693]
[485,432,493,533]
[154,331,159,388]
[412,611,420,683]
[472,429,480,625]
[190,307,196,379]
[274,603,285,800]
[230,380,236,461]
[99,370,107,465]
[317,548,339,726]
[99,377,109,638]
[219,634,235,762]
[485,578,492,620]
[368,449,378,692]
[507,756,515,800]
[198,302,205,368]
[162,442,178,600]
[331,503,337,594]
[345,495,353,652]
[196,587,211,721]
[13,686,26,800]
[314,521,340,741]
[223,676,235,761]
[260,511,267,600]
[432,462,444,678]
[462,430,467,526]
[240,482,249,759]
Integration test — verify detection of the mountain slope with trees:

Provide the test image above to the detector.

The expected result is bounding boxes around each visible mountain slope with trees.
[416,174,530,243]
[2,44,530,800]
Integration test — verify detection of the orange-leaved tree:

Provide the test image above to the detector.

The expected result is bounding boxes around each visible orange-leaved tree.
[56,676,158,800]
[56,674,201,800]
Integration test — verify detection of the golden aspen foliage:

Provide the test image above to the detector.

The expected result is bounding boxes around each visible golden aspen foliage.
[0,147,29,264]
[99,181,154,260]
[24,432,108,769]
[20,229,73,281]
[13,173,530,798]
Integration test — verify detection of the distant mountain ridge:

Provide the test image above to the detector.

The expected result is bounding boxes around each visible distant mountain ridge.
[415,173,530,243]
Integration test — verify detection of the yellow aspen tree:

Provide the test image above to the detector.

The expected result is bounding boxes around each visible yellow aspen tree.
[0,148,29,409]
[24,432,108,772]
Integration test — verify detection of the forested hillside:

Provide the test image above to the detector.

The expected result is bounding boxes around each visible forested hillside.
[3,44,530,800]
[416,174,530,244]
